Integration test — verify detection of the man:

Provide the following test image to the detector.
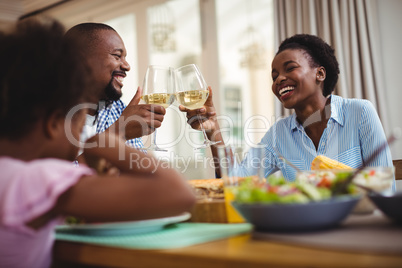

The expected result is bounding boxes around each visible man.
[65,23,166,148]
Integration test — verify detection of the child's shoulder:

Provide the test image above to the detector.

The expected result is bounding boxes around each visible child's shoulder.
[0,157,72,170]
[0,157,93,184]
[0,157,94,221]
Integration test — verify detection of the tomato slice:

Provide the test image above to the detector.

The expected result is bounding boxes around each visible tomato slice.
[317,177,331,188]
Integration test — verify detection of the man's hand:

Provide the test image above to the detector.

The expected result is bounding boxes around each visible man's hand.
[77,150,120,176]
[109,87,166,140]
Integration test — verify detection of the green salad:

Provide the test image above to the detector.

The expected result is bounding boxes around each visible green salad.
[234,173,358,204]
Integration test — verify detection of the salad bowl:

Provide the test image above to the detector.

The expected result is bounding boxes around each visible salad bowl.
[230,176,360,232]
[232,196,359,232]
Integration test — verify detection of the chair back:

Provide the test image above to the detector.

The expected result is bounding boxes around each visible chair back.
[393,160,402,180]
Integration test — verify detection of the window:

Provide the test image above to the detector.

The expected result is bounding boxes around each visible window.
[96,0,274,179]
[104,14,138,106]
[216,0,275,152]
[146,0,205,163]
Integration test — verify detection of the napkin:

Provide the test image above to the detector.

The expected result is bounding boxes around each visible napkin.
[56,222,252,249]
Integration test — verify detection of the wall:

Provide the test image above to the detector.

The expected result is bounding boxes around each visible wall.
[377,0,402,190]
[377,0,402,160]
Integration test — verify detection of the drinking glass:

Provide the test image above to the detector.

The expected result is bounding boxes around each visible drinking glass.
[217,145,245,223]
[141,65,175,151]
[218,145,267,223]
[175,64,220,149]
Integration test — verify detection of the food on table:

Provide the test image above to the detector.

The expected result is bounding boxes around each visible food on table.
[311,155,352,170]
[352,168,394,191]
[234,176,338,204]
[187,176,264,200]
[350,167,394,213]
[297,167,394,214]
[65,216,86,224]
[299,167,393,193]
[187,179,224,200]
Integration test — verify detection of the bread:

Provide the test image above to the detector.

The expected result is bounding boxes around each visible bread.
[187,179,224,200]
[187,176,264,200]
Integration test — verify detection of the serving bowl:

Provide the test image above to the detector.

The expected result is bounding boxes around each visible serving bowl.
[296,167,394,214]
[368,192,402,224]
[232,196,360,232]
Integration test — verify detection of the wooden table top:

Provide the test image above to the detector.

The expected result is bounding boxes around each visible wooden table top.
[52,232,402,268]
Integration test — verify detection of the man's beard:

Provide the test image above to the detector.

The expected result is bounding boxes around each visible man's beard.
[100,78,123,107]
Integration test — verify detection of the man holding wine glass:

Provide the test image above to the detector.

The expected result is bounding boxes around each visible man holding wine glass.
[140,65,176,151]
[65,23,167,152]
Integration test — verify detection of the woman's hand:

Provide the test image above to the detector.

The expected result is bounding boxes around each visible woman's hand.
[179,86,224,176]
[179,86,219,136]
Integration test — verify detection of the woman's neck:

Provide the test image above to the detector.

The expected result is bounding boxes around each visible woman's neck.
[295,95,331,150]
[295,95,330,126]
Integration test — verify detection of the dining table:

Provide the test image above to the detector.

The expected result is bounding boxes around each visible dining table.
[52,211,402,268]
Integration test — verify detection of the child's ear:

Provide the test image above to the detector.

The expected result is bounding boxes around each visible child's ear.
[44,112,64,139]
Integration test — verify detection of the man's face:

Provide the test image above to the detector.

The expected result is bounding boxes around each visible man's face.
[88,30,131,102]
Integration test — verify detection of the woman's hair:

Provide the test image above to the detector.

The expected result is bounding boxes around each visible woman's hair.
[0,17,97,140]
[277,34,339,96]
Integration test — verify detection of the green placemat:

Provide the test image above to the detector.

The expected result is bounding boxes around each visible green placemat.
[55,223,252,249]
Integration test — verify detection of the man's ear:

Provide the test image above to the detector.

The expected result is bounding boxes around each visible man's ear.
[44,112,64,139]
[316,66,326,82]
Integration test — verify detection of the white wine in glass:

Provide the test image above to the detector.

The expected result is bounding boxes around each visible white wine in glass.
[141,65,175,151]
[141,93,175,108]
[175,89,210,110]
[175,64,220,149]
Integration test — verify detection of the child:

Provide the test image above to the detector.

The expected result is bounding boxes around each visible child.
[0,17,195,268]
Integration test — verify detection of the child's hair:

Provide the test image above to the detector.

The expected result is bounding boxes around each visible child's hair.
[277,34,340,97]
[0,17,97,140]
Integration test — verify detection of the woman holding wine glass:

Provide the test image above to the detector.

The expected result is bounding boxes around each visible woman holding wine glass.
[175,64,221,149]
[141,65,176,151]
[178,34,393,192]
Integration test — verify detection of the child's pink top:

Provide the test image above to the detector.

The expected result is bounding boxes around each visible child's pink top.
[0,157,94,268]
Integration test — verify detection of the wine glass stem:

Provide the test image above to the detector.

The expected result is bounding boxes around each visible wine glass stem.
[197,114,210,142]
[152,128,158,146]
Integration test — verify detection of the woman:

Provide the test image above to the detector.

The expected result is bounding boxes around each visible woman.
[180,34,394,191]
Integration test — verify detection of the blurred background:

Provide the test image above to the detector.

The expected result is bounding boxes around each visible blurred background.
[0,0,401,188]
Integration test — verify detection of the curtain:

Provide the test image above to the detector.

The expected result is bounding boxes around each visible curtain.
[273,0,389,132]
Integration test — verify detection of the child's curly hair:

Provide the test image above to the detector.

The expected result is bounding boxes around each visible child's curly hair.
[277,34,339,97]
[0,17,98,139]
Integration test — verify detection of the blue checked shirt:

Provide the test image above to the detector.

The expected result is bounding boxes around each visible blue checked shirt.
[235,95,395,191]
[95,100,143,149]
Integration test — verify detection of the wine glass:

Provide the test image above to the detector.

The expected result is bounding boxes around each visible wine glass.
[175,64,220,149]
[141,65,175,151]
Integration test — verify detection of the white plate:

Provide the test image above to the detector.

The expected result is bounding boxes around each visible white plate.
[56,212,191,236]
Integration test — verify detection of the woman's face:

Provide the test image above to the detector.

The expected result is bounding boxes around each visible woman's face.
[271,48,324,110]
